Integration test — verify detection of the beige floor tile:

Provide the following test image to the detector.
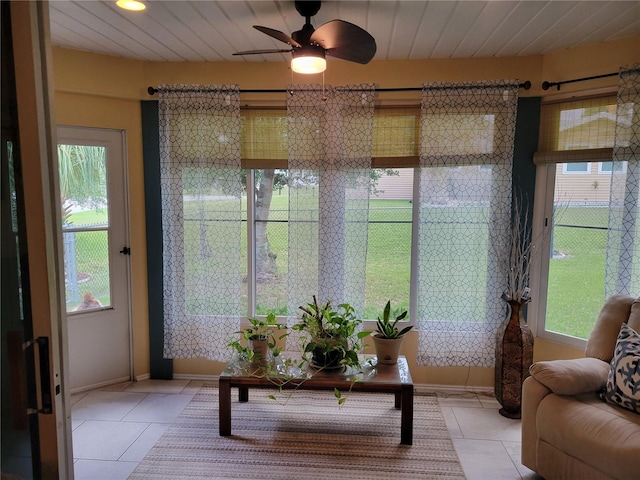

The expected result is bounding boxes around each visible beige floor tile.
[119,423,170,462]
[100,381,133,392]
[72,420,150,460]
[181,379,208,394]
[69,382,539,478]
[121,393,194,423]
[503,440,542,479]
[124,378,191,394]
[440,405,464,438]
[453,438,523,480]
[478,394,502,409]
[70,391,88,406]
[71,391,147,421]
[452,405,522,442]
[73,459,138,480]
[71,418,84,431]
[436,392,483,408]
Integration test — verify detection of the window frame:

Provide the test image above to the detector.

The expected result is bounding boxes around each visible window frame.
[244,167,419,329]
[561,162,591,174]
[241,107,422,327]
[529,94,624,348]
[598,161,627,174]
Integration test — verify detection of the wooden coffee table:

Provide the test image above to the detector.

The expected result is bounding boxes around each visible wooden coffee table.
[218,355,414,444]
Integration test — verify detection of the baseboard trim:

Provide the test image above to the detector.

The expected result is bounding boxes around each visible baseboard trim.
[414,383,493,396]
[135,373,151,382]
[173,373,219,382]
[70,376,131,395]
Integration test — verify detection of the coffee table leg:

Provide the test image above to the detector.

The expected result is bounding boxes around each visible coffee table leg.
[239,386,248,402]
[219,378,231,436]
[394,391,401,409]
[400,384,414,445]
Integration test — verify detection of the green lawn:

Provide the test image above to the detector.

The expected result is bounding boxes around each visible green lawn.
[545,207,610,339]
[67,209,108,226]
[66,201,609,339]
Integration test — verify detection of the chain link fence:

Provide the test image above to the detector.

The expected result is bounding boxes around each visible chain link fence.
[63,223,110,312]
[546,203,610,339]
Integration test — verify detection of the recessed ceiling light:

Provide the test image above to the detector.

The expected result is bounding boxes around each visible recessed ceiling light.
[116,0,146,11]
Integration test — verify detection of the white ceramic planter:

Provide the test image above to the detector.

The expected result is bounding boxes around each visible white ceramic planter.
[372,334,404,365]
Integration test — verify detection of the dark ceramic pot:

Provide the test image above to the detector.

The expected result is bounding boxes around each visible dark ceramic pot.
[311,346,344,369]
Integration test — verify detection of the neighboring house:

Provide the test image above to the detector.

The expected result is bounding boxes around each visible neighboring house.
[554,106,626,205]
[554,161,622,205]
[375,169,413,200]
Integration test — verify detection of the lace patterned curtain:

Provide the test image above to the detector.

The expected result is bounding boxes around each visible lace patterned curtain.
[286,84,375,334]
[158,85,242,360]
[416,81,519,367]
[606,65,640,297]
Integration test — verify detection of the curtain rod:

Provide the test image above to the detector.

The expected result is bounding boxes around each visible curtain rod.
[542,66,640,91]
[541,72,618,91]
[147,81,531,96]
[542,64,640,90]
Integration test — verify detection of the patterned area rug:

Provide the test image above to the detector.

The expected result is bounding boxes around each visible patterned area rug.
[129,385,466,479]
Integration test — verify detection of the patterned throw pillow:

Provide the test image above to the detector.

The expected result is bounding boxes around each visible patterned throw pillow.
[597,323,640,414]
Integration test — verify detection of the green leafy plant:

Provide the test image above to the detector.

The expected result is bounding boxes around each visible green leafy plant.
[228,312,287,361]
[293,295,370,369]
[374,300,413,339]
[227,300,373,406]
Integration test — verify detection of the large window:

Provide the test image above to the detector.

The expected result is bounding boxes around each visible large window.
[248,167,415,320]
[243,110,417,321]
[545,161,613,340]
[365,171,413,319]
[532,95,629,346]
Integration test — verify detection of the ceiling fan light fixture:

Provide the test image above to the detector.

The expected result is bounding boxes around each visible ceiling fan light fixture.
[291,47,326,74]
[116,0,146,11]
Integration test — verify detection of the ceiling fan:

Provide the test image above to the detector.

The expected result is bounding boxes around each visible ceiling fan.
[233,0,376,74]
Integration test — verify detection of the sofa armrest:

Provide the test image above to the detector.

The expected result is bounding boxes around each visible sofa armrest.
[521,376,552,472]
[529,357,609,395]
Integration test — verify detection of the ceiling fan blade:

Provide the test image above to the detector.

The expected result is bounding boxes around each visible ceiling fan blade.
[233,48,293,56]
[311,19,376,64]
[253,26,302,48]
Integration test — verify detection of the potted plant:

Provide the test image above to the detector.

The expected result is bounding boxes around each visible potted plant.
[371,300,413,365]
[293,296,369,369]
[228,312,287,362]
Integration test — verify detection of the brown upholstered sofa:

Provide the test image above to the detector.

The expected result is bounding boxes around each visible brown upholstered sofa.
[521,294,640,480]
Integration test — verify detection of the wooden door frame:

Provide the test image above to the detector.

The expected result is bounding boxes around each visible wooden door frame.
[11,1,72,478]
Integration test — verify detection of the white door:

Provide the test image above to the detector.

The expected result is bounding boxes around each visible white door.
[57,126,132,392]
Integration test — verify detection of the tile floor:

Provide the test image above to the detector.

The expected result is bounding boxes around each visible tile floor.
[70,379,542,480]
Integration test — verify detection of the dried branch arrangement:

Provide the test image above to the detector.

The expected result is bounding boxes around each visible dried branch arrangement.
[502,195,533,304]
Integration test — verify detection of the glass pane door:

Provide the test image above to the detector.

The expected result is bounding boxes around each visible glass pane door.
[58,144,111,312]
[545,161,615,339]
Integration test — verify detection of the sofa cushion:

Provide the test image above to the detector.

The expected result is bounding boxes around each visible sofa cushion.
[537,393,640,480]
[586,294,634,362]
[529,358,609,395]
[598,323,640,415]
[627,297,640,333]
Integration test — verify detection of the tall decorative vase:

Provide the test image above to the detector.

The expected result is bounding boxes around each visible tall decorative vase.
[495,296,534,419]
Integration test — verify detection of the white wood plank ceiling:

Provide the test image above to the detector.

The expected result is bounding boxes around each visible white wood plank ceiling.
[49,1,640,63]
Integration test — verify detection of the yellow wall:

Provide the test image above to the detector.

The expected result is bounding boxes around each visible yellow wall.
[52,34,640,386]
